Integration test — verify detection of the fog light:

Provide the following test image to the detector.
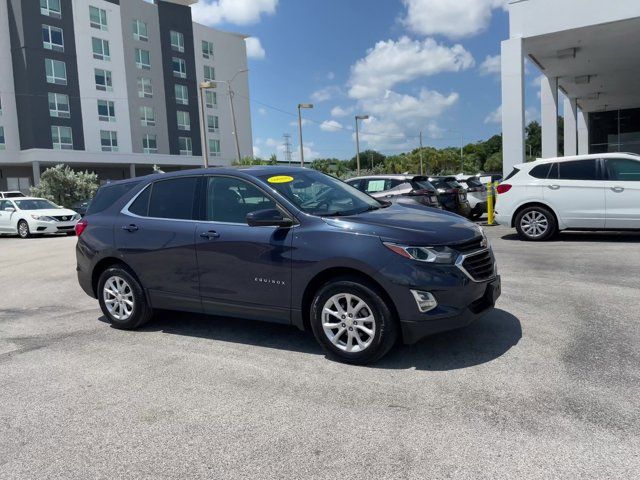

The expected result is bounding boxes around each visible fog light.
[410,290,438,313]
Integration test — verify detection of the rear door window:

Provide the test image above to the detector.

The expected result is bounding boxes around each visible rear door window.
[148,177,199,220]
[559,160,598,180]
[86,181,141,215]
[606,158,640,181]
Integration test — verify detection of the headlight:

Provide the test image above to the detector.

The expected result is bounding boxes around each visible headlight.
[72,214,81,221]
[383,242,457,264]
[31,214,51,221]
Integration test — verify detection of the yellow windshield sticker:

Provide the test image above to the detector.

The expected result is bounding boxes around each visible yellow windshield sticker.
[267,175,294,184]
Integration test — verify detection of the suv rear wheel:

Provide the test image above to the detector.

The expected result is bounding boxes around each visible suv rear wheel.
[97,266,153,330]
[310,277,397,364]
[515,206,557,241]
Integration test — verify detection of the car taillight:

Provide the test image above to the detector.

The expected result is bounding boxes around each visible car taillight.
[496,184,512,194]
[75,218,88,236]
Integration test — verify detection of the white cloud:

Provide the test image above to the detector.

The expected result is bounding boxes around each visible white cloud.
[265,137,279,147]
[289,118,310,127]
[310,86,342,103]
[479,54,501,76]
[363,89,458,121]
[320,120,343,132]
[331,106,353,118]
[348,36,474,99]
[253,146,262,157]
[245,37,266,60]
[526,107,540,124]
[484,105,502,124]
[401,0,508,39]
[258,107,267,115]
[191,0,278,26]
[326,72,336,80]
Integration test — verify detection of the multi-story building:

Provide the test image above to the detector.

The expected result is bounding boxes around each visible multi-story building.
[501,0,640,174]
[0,0,253,192]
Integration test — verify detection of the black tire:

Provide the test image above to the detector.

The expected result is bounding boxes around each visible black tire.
[17,220,31,239]
[310,276,398,365]
[469,211,483,221]
[97,265,153,330]
[515,206,557,241]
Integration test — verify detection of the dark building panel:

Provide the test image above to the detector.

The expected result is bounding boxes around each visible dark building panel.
[7,0,85,151]
[156,0,201,156]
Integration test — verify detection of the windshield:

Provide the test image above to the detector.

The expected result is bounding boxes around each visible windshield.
[14,199,58,210]
[259,170,382,217]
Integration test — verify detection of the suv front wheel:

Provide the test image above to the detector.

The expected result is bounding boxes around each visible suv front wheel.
[310,277,398,364]
[515,206,557,241]
[97,266,153,330]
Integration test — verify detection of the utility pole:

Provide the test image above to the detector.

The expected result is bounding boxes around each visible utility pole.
[283,134,293,165]
[419,130,424,175]
[355,115,369,175]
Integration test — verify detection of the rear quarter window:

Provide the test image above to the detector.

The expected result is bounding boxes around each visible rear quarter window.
[86,181,141,215]
[529,164,550,179]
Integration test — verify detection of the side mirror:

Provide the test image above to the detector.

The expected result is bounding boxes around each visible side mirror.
[4,207,15,213]
[246,208,293,228]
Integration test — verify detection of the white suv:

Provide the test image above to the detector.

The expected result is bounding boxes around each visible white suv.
[495,153,640,241]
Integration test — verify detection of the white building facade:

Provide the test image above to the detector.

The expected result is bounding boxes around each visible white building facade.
[502,0,640,174]
[0,0,253,192]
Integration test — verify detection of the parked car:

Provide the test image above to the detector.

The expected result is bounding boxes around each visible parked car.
[345,175,440,208]
[456,176,488,220]
[71,199,92,217]
[495,153,640,241]
[0,197,81,238]
[76,167,500,365]
[0,191,26,198]
[428,176,472,217]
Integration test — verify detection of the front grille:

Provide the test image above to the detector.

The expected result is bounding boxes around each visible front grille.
[460,250,495,282]
[452,237,484,254]
[56,226,74,231]
[52,215,73,222]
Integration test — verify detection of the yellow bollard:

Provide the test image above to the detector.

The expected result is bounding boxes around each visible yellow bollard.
[487,181,494,225]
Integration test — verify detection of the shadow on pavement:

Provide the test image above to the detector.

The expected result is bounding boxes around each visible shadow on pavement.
[99,308,521,371]
[501,231,640,243]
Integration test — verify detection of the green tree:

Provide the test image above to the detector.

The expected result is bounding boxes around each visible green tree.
[348,150,386,170]
[30,164,99,207]
[484,151,503,172]
[525,121,541,159]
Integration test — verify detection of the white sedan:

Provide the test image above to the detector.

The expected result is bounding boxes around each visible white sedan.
[0,197,81,238]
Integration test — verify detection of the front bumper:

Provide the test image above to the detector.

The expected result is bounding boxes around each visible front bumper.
[31,220,77,233]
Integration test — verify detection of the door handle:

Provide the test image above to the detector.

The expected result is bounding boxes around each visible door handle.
[610,186,625,193]
[199,230,220,240]
[121,224,139,232]
[547,185,560,190]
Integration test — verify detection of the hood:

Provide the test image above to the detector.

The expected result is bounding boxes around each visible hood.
[24,208,77,217]
[322,202,481,246]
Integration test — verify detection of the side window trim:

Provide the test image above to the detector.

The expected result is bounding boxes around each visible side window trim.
[204,174,297,225]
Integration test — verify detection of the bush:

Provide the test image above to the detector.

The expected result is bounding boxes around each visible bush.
[30,164,99,207]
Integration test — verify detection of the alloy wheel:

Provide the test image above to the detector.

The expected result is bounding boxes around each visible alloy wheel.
[520,211,549,238]
[103,275,135,321]
[322,293,376,353]
[18,221,29,238]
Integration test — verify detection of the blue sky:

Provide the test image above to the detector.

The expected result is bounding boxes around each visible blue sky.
[191,0,543,161]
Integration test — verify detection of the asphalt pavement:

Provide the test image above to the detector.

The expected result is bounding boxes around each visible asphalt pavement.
[0,227,638,479]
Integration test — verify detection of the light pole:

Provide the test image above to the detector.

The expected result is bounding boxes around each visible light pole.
[199,68,248,166]
[298,103,313,167]
[355,115,369,175]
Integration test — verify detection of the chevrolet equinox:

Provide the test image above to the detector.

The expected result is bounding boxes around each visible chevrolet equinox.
[76,167,500,364]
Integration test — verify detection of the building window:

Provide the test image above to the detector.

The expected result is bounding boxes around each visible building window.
[170,31,184,52]
[140,106,156,127]
[177,111,190,131]
[135,48,150,70]
[100,130,118,152]
[172,57,186,78]
[97,100,115,122]
[51,126,73,149]
[92,37,110,61]
[208,139,221,157]
[202,40,214,59]
[40,0,61,18]
[89,6,107,31]
[95,68,112,91]
[0,126,5,150]
[137,77,153,98]
[143,134,157,154]
[45,59,67,85]
[48,92,70,118]
[204,65,215,82]
[42,25,64,52]
[205,90,217,108]
[175,84,188,105]
[178,137,192,156]
[207,115,219,133]
[133,20,148,41]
